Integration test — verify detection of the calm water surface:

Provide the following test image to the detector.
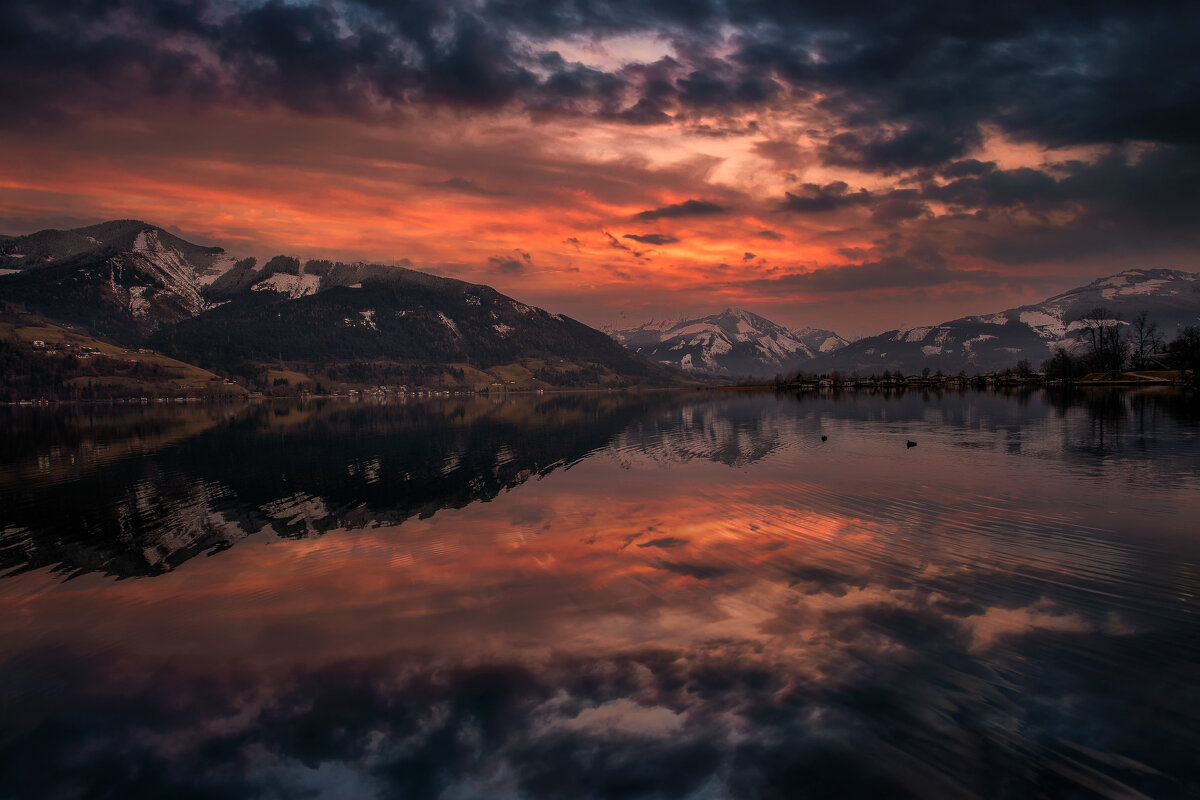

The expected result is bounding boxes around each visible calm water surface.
[1,390,1198,799]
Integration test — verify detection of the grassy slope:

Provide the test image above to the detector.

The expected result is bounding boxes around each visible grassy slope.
[1,307,246,399]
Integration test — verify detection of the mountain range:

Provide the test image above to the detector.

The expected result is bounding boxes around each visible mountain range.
[801,269,1200,376]
[1,220,675,390]
[606,309,847,377]
[3,219,1198,390]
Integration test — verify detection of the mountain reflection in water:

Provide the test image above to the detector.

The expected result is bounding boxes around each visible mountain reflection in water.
[0,389,1197,799]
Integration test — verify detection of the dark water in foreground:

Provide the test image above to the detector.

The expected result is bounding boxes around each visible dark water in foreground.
[1,389,1198,799]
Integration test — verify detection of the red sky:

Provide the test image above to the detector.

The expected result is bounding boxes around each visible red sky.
[2,1,1197,336]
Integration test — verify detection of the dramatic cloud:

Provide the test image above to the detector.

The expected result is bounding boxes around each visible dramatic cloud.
[923,167,1061,211]
[5,0,1198,155]
[489,250,533,274]
[632,199,728,222]
[1,0,1197,331]
[821,127,980,173]
[780,182,872,214]
[603,231,636,254]
[623,233,679,245]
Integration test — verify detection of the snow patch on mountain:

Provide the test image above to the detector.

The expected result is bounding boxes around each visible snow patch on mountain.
[973,313,1008,325]
[252,272,321,299]
[128,286,152,318]
[437,312,460,335]
[117,229,209,316]
[197,254,237,286]
[963,334,996,348]
[1018,310,1064,336]
[818,336,843,353]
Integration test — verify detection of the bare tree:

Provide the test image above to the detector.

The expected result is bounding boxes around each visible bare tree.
[1076,307,1128,373]
[1129,311,1164,368]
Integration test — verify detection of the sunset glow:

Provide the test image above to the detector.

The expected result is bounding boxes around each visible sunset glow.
[2,1,1197,332]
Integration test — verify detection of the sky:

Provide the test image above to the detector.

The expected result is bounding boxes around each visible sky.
[1,0,1198,335]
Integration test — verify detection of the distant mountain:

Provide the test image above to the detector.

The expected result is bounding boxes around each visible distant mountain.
[0,220,234,339]
[607,308,847,377]
[806,269,1200,375]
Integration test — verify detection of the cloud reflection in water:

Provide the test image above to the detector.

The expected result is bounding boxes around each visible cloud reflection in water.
[0,390,1197,798]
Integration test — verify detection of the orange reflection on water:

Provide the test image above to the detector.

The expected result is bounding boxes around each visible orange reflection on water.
[0,462,869,677]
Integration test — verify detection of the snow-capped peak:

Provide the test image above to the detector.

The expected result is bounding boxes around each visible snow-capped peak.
[608,308,846,377]
[800,267,1200,376]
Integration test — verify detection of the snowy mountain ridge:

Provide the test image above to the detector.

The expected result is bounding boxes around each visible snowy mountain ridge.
[0,221,236,337]
[607,308,848,377]
[805,268,1200,375]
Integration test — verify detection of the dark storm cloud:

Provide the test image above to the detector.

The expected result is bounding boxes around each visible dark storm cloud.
[780,143,1200,248]
[820,127,980,174]
[923,167,1061,211]
[632,199,728,221]
[869,190,931,225]
[489,250,532,274]
[605,96,674,125]
[882,146,1200,263]
[780,183,930,227]
[676,66,780,111]
[5,0,1198,173]
[4,0,1200,281]
[939,159,997,179]
[623,233,679,245]
[780,181,872,213]
[968,147,1200,262]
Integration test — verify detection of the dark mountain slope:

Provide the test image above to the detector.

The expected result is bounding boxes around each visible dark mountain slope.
[0,221,234,339]
[150,270,674,386]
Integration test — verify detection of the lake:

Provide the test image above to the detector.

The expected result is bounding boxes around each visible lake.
[1,389,1198,799]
